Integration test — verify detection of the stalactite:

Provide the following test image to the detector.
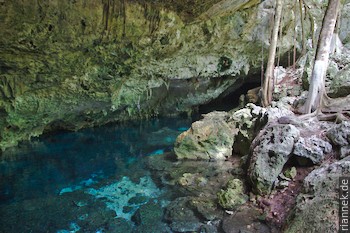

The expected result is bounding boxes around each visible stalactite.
[121,0,126,37]
[143,2,160,35]
[102,0,110,32]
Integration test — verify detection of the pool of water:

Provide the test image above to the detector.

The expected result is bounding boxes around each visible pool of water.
[0,117,192,233]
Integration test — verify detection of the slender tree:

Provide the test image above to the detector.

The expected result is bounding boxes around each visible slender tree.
[262,0,283,107]
[303,0,340,114]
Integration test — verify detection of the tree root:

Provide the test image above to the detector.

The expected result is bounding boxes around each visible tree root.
[297,93,350,123]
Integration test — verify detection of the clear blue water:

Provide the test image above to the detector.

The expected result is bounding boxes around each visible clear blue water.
[0,117,192,233]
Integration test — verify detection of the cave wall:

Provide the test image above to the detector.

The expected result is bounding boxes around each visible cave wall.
[0,0,341,150]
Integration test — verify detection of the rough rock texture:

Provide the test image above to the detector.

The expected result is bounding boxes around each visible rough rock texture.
[327,121,350,158]
[174,111,234,160]
[300,39,350,98]
[174,102,296,160]
[327,121,350,146]
[327,56,350,98]
[248,124,300,194]
[222,206,271,233]
[285,157,350,233]
[131,201,168,233]
[217,178,248,210]
[0,0,317,150]
[293,135,332,164]
[164,197,203,232]
[228,103,265,155]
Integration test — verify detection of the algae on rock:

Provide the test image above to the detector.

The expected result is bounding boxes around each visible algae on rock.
[217,178,248,210]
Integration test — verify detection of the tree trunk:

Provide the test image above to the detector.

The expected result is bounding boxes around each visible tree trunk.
[303,0,340,114]
[262,0,283,107]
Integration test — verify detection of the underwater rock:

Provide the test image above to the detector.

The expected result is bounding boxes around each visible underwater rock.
[217,179,248,210]
[164,197,203,232]
[108,218,134,233]
[131,200,168,233]
[189,197,223,221]
[285,157,350,233]
[147,127,183,147]
[248,124,300,194]
[85,176,162,220]
[293,135,332,164]
[174,111,234,160]
[222,205,271,233]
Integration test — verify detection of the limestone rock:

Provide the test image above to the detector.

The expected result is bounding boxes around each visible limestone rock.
[293,136,332,164]
[217,179,248,210]
[327,63,350,98]
[285,157,350,233]
[327,121,350,146]
[174,111,234,160]
[222,206,271,233]
[164,197,202,232]
[340,146,350,159]
[189,197,222,221]
[131,201,167,233]
[248,124,300,194]
[228,103,266,155]
[300,43,350,98]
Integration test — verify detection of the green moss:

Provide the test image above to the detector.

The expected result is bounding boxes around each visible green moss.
[217,179,248,210]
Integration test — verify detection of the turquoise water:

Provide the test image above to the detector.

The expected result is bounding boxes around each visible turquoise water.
[0,117,192,233]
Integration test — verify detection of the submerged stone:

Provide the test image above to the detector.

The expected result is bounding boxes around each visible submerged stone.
[165,197,203,232]
[131,200,168,233]
[86,176,162,220]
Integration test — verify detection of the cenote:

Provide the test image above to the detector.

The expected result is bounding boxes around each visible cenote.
[0,117,194,232]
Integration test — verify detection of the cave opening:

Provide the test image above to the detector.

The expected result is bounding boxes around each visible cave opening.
[198,78,261,115]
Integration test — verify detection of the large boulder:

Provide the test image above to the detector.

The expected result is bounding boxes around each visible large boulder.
[285,157,350,233]
[174,111,234,160]
[174,103,296,160]
[248,124,300,194]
